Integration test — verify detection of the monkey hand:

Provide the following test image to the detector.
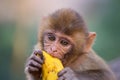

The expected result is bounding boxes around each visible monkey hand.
[58,67,79,80]
[24,50,44,80]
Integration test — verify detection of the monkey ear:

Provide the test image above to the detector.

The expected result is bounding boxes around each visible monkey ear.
[84,32,96,52]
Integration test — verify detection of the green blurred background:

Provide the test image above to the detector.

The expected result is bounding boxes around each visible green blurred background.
[0,0,120,80]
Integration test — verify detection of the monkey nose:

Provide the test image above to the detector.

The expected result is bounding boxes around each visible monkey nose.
[51,47,57,52]
[52,48,57,52]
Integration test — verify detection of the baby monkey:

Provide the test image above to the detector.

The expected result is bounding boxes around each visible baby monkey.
[25,8,116,80]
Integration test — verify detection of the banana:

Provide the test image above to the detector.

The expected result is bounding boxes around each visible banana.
[37,51,64,80]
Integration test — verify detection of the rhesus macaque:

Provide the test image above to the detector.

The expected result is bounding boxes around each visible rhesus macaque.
[24,8,116,80]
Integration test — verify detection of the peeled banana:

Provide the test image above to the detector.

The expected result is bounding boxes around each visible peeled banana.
[37,51,64,80]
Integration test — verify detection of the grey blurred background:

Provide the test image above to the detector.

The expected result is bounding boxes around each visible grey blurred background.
[0,0,120,80]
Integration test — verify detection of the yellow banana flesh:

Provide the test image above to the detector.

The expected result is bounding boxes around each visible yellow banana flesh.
[37,51,64,80]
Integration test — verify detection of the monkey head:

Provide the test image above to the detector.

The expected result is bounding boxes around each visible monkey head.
[37,8,96,65]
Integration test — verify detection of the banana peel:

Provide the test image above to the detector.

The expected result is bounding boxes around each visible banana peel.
[37,51,64,80]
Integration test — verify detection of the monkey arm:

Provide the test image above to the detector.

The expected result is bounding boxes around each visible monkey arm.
[69,50,116,80]
[75,69,115,80]
[58,67,115,80]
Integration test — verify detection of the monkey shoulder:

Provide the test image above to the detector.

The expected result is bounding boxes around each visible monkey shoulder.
[71,50,116,80]
[71,50,109,71]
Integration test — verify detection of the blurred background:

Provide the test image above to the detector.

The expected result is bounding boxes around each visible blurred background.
[0,0,120,80]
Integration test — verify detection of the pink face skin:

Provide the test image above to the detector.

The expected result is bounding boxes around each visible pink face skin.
[43,30,73,59]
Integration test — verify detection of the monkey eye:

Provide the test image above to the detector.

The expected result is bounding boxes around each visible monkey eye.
[47,33,56,41]
[60,39,69,46]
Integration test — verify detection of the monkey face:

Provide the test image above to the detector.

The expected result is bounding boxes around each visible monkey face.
[43,30,73,59]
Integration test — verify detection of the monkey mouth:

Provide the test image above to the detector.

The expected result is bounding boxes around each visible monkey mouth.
[49,53,57,57]
[49,53,62,59]
[45,50,63,59]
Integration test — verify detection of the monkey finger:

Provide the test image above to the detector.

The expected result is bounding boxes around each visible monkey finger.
[28,66,39,72]
[27,60,42,69]
[58,76,66,80]
[64,67,73,73]
[30,53,44,64]
[58,69,67,77]
[34,50,44,60]
[34,50,43,56]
